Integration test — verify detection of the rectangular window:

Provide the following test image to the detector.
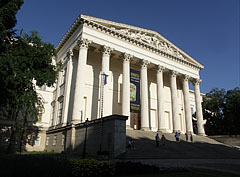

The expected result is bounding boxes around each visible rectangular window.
[62,134,65,146]
[53,135,57,146]
[33,136,41,146]
[50,104,55,126]
[46,136,49,146]
[57,101,63,124]
[60,67,67,85]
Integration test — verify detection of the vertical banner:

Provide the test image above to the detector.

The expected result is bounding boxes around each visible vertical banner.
[130,69,140,113]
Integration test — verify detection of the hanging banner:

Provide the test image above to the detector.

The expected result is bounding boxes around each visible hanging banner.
[130,69,140,113]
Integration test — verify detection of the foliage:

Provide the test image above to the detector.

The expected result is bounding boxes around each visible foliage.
[0,0,61,153]
[202,87,240,135]
[0,0,24,53]
[115,161,160,176]
[0,156,165,177]
[71,159,115,177]
[0,155,71,177]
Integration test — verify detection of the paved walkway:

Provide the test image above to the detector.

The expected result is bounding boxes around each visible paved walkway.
[122,130,240,174]
[132,159,240,175]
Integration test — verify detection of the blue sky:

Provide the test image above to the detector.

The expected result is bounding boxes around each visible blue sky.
[15,0,239,93]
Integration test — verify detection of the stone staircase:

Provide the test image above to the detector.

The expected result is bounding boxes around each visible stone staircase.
[118,130,240,159]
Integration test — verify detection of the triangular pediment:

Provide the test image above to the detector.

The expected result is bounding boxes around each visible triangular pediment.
[81,15,203,69]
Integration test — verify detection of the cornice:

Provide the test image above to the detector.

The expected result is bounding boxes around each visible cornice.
[56,14,204,71]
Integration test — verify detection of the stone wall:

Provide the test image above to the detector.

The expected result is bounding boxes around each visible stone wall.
[45,115,127,158]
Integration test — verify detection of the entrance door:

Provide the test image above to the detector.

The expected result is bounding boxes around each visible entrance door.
[130,112,140,130]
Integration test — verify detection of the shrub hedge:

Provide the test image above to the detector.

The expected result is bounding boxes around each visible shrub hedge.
[0,155,160,177]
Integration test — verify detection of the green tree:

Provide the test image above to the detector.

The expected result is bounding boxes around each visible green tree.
[0,1,61,153]
[0,0,23,53]
[202,87,240,135]
[223,87,240,135]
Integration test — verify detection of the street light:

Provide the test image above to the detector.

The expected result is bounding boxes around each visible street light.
[82,118,89,159]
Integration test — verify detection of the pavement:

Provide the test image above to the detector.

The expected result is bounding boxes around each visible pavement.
[119,130,240,174]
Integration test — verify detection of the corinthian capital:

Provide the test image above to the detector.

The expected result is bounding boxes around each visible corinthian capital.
[101,45,113,56]
[77,37,92,49]
[169,70,178,78]
[182,74,190,82]
[155,65,165,73]
[121,52,133,62]
[66,49,73,58]
[193,78,202,85]
[141,59,150,68]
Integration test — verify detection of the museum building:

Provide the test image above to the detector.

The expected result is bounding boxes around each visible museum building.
[2,15,206,152]
[49,14,205,133]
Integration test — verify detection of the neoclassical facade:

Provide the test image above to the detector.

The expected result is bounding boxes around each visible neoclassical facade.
[50,14,205,136]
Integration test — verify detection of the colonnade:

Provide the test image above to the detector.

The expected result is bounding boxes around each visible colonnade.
[67,37,205,135]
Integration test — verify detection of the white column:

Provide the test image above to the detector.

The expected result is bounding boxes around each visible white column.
[156,65,166,131]
[182,75,193,133]
[193,78,205,135]
[169,70,180,132]
[72,37,91,123]
[140,59,150,131]
[101,45,113,117]
[63,49,74,124]
[121,53,132,126]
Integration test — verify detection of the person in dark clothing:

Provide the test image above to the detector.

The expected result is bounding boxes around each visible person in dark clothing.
[155,133,159,147]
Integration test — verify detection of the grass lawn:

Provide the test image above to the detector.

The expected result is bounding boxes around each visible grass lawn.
[121,168,240,177]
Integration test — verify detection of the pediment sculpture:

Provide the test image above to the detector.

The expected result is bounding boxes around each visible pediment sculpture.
[110,27,186,60]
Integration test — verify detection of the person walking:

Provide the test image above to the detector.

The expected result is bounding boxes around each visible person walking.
[160,135,166,146]
[155,133,160,147]
[190,132,193,143]
[185,133,188,142]
[175,132,180,142]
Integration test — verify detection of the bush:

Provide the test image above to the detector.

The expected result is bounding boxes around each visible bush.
[115,161,160,176]
[71,159,115,177]
[0,155,71,177]
[0,155,161,177]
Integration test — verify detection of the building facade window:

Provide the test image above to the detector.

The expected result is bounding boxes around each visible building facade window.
[53,135,57,146]
[60,67,67,85]
[50,104,55,126]
[62,134,65,146]
[57,100,63,124]
[46,136,49,146]
[32,136,41,146]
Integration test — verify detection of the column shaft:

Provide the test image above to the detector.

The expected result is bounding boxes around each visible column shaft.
[140,60,149,130]
[63,49,73,124]
[121,53,132,126]
[156,65,166,131]
[182,75,193,133]
[170,71,180,132]
[101,46,113,117]
[72,38,91,123]
[193,79,205,135]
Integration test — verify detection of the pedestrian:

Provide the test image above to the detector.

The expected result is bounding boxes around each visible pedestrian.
[190,132,193,142]
[175,132,180,142]
[127,139,132,149]
[155,133,159,147]
[185,133,188,142]
[130,139,135,149]
[160,135,166,146]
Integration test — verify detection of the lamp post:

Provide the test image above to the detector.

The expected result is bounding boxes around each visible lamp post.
[82,118,89,159]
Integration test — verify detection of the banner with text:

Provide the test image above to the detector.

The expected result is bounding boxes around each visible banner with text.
[130,69,141,113]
